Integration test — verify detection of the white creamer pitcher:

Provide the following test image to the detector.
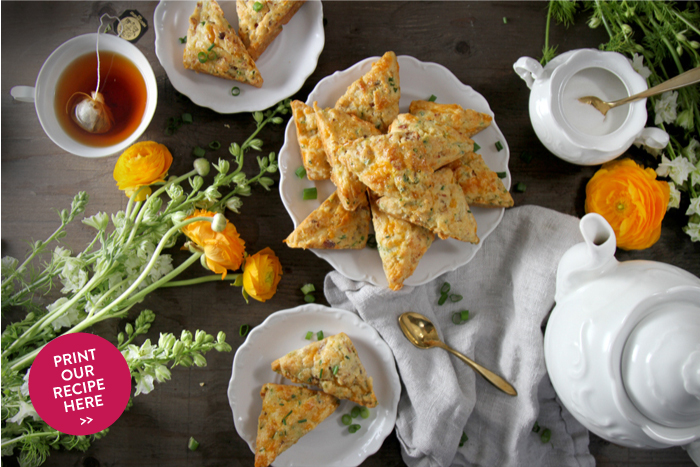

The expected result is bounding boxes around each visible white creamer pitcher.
[544,213,700,465]
[514,49,669,165]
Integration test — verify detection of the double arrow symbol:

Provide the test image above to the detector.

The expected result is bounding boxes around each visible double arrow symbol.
[80,417,93,425]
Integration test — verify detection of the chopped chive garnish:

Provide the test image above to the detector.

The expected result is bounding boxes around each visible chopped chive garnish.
[301,283,315,294]
[207,43,215,51]
[239,323,250,337]
[497,171,507,178]
[305,331,313,340]
[514,182,526,193]
[188,436,199,451]
[302,187,318,200]
[460,310,470,321]
[459,432,468,447]
[209,141,221,150]
[438,293,448,306]
[297,419,307,424]
[351,406,361,418]
[532,421,541,433]
[316,331,323,340]
[197,51,208,63]
[348,424,361,433]
[450,294,463,302]
[193,146,206,158]
[540,428,551,443]
[282,410,293,425]
[253,1,263,11]
[231,86,241,96]
[332,365,339,375]
[495,140,504,151]
[503,16,508,24]
[440,282,451,294]
[182,113,193,124]
[208,51,217,61]
[451,312,462,325]
[452,310,470,325]
[473,142,481,152]
[428,94,437,102]
[360,406,370,419]
[295,166,306,179]
[319,368,323,379]
[341,414,352,425]
[179,36,187,44]
[304,294,315,303]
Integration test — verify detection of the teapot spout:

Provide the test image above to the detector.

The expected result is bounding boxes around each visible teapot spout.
[555,213,618,302]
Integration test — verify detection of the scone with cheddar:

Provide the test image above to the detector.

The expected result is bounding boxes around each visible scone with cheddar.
[447,153,514,208]
[272,332,377,408]
[291,100,331,181]
[183,0,263,87]
[237,0,305,61]
[409,100,493,138]
[255,383,339,467]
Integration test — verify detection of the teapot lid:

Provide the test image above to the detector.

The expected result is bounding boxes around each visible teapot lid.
[621,289,700,430]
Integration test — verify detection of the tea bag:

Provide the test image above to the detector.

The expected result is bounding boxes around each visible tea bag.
[67,14,121,134]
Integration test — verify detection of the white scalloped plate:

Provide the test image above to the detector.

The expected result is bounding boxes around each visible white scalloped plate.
[278,55,510,287]
[154,1,324,113]
[228,304,400,467]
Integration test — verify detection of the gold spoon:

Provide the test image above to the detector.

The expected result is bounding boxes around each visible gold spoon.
[398,311,517,396]
[578,66,700,116]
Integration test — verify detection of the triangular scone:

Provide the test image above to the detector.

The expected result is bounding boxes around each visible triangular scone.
[291,100,330,180]
[335,51,400,132]
[376,168,479,243]
[314,104,380,210]
[237,0,305,61]
[183,0,263,87]
[284,191,370,249]
[447,154,514,208]
[370,196,434,291]
[255,383,339,467]
[272,332,378,408]
[409,100,493,138]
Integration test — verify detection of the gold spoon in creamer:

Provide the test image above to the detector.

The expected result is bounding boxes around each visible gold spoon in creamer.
[398,312,517,396]
[578,66,700,116]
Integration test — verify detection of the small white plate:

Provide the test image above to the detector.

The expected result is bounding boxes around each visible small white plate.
[154,1,324,113]
[278,55,510,287]
[228,304,401,467]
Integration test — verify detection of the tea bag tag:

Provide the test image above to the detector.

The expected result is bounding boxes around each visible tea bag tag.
[113,10,148,43]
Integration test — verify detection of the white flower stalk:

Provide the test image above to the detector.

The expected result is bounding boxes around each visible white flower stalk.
[630,53,652,79]
[668,182,682,210]
[654,91,679,126]
[656,154,697,185]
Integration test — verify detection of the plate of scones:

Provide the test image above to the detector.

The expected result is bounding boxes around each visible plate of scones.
[154,0,324,113]
[279,52,513,290]
[228,304,401,467]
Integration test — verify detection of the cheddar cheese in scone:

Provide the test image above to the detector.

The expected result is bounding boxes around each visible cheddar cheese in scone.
[370,196,434,291]
[183,0,263,87]
[254,383,339,467]
[409,100,493,138]
[314,104,381,211]
[237,0,305,61]
[290,100,331,181]
[283,191,370,249]
[272,332,378,408]
[448,153,514,208]
[335,51,401,132]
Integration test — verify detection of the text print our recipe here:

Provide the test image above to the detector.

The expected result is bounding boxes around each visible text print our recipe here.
[52,348,106,412]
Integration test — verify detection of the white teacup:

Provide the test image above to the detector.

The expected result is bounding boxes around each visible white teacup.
[11,33,157,158]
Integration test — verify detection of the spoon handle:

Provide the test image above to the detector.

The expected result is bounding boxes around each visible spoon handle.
[440,343,518,396]
[611,66,700,109]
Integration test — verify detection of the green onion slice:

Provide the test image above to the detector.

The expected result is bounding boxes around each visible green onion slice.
[188,436,200,451]
[341,414,352,425]
[301,283,315,294]
[540,428,551,443]
[428,94,437,102]
[302,187,317,200]
[473,142,481,152]
[440,282,451,294]
[459,432,468,447]
[495,140,504,151]
[209,141,221,150]
[451,312,462,325]
[239,323,250,337]
[532,421,541,433]
[253,1,263,11]
[197,51,207,63]
[360,406,370,419]
[179,36,187,44]
[316,330,324,340]
[305,331,313,340]
[304,294,315,303]
[182,113,193,124]
[193,147,206,158]
[450,294,463,302]
[438,293,448,306]
[460,310,470,321]
[208,51,217,61]
[297,419,307,424]
[351,406,361,418]
[348,424,361,433]
[514,182,526,193]
[332,364,339,375]
[231,86,241,96]
[295,166,306,179]
[496,171,507,178]
[207,43,215,51]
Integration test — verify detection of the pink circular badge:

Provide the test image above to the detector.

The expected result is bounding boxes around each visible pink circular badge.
[28,333,132,436]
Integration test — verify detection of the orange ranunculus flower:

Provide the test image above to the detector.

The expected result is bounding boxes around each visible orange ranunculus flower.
[113,141,173,201]
[181,210,245,278]
[585,158,670,250]
[242,247,283,302]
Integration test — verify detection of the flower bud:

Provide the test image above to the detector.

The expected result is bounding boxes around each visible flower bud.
[179,355,193,367]
[676,32,687,42]
[172,340,185,357]
[232,173,246,185]
[118,332,125,345]
[676,109,693,130]
[204,334,215,344]
[226,197,243,213]
[211,213,227,232]
[154,364,171,382]
[238,185,252,196]
[249,138,264,150]
[677,45,683,57]
[194,158,210,177]
[229,142,241,157]
[217,331,226,343]
[690,41,700,50]
[172,211,188,224]
[621,24,633,36]
[195,330,206,344]
[181,330,193,344]
[199,253,210,270]
[272,117,283,124]
[587,15,600,27]
[190,176,204,192]
[216,159,230,174]
[193,353,207,367]
[125,323,134,336]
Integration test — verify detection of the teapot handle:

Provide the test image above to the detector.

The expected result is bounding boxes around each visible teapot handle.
[635,127,669,150]
[685,440,700,467]
[513,57,544,90]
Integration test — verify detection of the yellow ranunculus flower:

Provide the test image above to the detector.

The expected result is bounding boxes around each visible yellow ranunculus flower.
[113,141,173,201]
[242,247,283,302]
[181,210,245,279]
[585,158,670,250]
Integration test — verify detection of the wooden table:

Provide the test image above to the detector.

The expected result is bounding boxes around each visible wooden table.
[2,2,698,466]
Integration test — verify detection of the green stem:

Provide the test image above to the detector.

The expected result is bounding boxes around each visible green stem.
[1,430,59,448]
[671,7,700,37]
[162,273,240,288]
[596,0,615,39]
[1,223,66,289]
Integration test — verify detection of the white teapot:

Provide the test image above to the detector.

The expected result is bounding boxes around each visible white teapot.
[544,213,700,464]
[513,49,668,165]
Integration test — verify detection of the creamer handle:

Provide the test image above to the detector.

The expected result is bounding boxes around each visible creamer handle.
[10,86,36,103]
[684,440,700,466]
[513,57,543,90]
[635,127,669,150]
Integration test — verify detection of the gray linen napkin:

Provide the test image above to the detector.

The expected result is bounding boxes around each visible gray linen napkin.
[324,205,596,467]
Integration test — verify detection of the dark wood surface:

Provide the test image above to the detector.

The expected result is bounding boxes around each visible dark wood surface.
[2,2,698,466]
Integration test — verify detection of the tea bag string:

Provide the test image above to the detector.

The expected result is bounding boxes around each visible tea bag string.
[95,14,122,95]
